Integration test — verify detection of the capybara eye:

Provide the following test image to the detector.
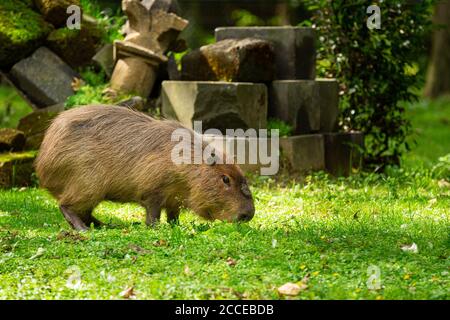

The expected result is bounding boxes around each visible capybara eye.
[222,175,230,185]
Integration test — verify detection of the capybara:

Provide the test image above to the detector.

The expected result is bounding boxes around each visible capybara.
[35,105,255,231]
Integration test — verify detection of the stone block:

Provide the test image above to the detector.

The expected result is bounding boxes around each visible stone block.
[34,0,80,27]
[280,134,325,172]
[203,134,279,176]
[0,1,53,69]
[46,21,103,68]
[17,108,60,150]
[270,79,339,134]
[9,47,78,108]
[0,128,26,152]
[180,38,274,82]
[162,81,267,133]
[0,151,36,188]
[215,26,315,80]
[92,44,115,77]
[324,132,364,177]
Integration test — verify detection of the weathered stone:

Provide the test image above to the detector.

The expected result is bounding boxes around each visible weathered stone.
[270,79,339,134]
[34,0,80,27]
[180,38,274,82]
[46,21,103,68]
[0,151,36,188]
[324,132,364,177]
[216,26,316,80]
[9,47,78,108]
[0,1,53,69]
[92,44,115,77]
[121,0,182,36]
[117,96,145,110]
[17,108,60,150]
[280,134,325,172]
[110,0,188,97]
[162,81,267,133]
[0,128,26,152]
[203,134,279,175]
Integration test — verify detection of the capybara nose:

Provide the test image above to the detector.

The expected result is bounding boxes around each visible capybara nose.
[238,207,254,222]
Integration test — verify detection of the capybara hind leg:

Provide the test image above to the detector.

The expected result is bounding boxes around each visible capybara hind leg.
[166,208,180,224]
[145,205,161,226]
[59,205,89,231]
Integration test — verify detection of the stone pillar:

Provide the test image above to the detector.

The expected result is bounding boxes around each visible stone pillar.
[110,0,188,97]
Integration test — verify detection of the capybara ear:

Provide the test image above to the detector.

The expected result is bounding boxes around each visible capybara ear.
[206,151,217,166]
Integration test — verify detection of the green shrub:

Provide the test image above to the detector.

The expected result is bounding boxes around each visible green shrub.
[304,0,436,168]
[267,118,293,137]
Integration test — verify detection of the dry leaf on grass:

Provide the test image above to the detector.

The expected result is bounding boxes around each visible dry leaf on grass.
[226,257,237,266]
[153,239,168,247]
[71,77,85,91]
[128,244,152,255]
[120,286,135,299]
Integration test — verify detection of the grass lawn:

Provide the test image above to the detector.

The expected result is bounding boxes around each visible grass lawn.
[0,97,449,300]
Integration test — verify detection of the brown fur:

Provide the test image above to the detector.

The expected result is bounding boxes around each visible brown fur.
[35,105,254,230]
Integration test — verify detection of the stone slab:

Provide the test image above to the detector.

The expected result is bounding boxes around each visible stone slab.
[0,151,36,188]
[324,132,364,177]
[215,26,316,80]
[279,134,325,172]
[270,79,339,134]
[180,38,275,82]
[0,128,26,152]
[9,47,78,108]
[162,81,267,133]
[17,108,60,150]
[203,134,279,176]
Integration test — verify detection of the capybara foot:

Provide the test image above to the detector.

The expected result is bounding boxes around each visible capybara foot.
[59,205,89,231]
[82,215,105,228]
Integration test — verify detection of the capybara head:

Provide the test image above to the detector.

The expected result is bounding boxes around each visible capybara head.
[187,161,255,223]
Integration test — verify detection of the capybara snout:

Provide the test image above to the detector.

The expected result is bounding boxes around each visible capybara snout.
[35,105,255,231]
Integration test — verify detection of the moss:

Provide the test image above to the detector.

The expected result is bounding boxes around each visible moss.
[0,0,53,68]
[0,151,37,163]
[46,22,103,67]
[0,151,36,188]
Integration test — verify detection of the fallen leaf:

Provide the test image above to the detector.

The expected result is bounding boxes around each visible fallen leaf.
[153,239,167,247]
[428,198,437,205]
[184,265,192,276]
[71,77,85,91]
[278,282,303,296]
[57,230,87,242]
[401,243,419,253]
[438,179,450,188]
[128,244,152,255]
[120,286,135,299]
[29,247,45,260]
[226,257,237,266]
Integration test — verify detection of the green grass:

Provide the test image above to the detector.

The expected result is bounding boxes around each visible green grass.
[0,86,33,128]
[0,98,449,300]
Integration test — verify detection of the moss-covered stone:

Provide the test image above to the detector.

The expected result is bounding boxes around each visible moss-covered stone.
[0,0,53,69]
[17,110,59,150]
[46,21,103,68]
[0,128,26,152]
[35,0,80,27]
[0,151,36,188]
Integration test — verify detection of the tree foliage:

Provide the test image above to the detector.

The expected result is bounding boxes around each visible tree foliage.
[305,0,436,168]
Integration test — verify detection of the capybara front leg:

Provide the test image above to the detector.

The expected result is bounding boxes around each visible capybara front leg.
[59,205,89,231]
[145,205,161,226]
[82,213,104,229]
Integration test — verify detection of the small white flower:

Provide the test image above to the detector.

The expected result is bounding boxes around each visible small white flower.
[401,243,418,253]
[272,239,278,248]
